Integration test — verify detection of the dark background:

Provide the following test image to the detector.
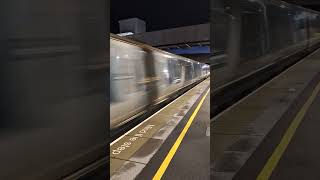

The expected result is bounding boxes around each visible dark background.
[110,0,210,33]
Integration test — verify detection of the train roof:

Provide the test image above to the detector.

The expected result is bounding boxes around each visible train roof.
[110,33,206,65]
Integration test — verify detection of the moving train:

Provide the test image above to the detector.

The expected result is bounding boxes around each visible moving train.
[0,2,108,179]
[211,0,320,86]
[110,34,210,129]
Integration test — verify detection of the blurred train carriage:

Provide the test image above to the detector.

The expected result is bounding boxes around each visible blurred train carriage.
[211,0,320,86]
[110,34,210,129]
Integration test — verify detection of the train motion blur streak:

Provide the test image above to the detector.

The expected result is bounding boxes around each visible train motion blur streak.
[110,34,210,130]
[212,0,320,87]
[0,1,108,179]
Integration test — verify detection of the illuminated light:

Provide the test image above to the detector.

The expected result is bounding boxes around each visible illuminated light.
[202,64,209,69]
[117,32,134,36]
[163,69,169,79]
[116,56,120,59]
[163,54,173,59]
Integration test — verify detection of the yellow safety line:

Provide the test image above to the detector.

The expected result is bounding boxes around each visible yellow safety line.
[153,89,210,180]
[257,81,320,180]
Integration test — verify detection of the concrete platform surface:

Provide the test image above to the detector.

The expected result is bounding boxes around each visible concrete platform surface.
[212,48,320,180]
[110,78,210,179]
[269,87,320,180]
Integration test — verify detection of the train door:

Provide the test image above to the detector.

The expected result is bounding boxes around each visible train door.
[181,65,186,84]
[184,61,194,84]
[153,52,170,100]
[168,59,183,85]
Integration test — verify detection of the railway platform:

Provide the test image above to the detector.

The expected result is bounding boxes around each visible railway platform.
[212,48,320,180]
[110,78,210,180]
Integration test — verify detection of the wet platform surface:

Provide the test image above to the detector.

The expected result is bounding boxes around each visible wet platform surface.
[212,48,320,180]
[110,78,210,179]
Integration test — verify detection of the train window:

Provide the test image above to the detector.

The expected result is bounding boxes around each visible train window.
[153,53,170,86]
[110,40,144,102]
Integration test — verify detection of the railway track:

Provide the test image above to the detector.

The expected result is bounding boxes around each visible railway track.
[210,43,320,118]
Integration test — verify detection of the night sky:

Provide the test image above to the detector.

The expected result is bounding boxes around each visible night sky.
[110,0,210,33]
